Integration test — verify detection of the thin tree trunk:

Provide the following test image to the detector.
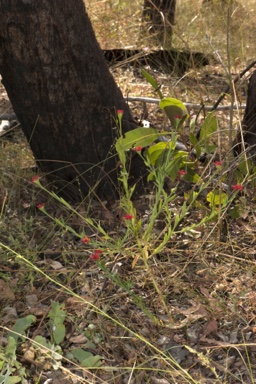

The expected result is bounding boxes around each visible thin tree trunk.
[142,0,176,46]
[0,0,136,200]
[233,70,256,158]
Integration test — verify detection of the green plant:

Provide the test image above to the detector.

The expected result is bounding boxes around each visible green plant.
[0,337,28,384]
[29,85,247,323]
[0,300,103,383]
[0,315,36,384]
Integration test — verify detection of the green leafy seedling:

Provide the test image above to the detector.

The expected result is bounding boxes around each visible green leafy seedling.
[69,348,102,368]
[8,315,36,343]
[0,336,26,384]
[48,301,66,345]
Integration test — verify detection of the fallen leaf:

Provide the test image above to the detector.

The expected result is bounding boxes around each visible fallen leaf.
[69,334,88,344]
[50,261,64,270]
[0,279,15,301]
[202,319,218,338]
[26,294,38,307]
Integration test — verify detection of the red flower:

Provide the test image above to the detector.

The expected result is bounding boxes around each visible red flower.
[214,161,223,166]
[178,170,187,176]
[90,253,100,260]
[37,203,45,210]
[123,214,134,220]
[81,237,90,244]
[90,249,102,260]
[177,170,187,182]
[232,184,243,191]
[132,146,143,152]
[117,110,124,115]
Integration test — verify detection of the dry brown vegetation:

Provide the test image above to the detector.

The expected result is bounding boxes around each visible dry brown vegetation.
[1,1,256,383]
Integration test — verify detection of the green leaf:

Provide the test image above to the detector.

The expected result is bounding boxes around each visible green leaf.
[0,376,21,384]
[159,98,188,127]
[204,144,217,154]
[189,115,197,133]
[184,190,199,204]
[229,206,241,219]
[147,172,154,181]
[49,301,66,325]
[48,301,66,345]
[146,141,175,166]
[164,151,189,180]
[180,201,188,218]
[52,324,65,345]
[5,337,17,361]
[34,335,50,349]
[71,348,92,362]
[8,315,36,342]
[116,127,165,157]
[5,336,17,364]
[237,157,255,176]
[189,132,201,157]
[166,158,184,180]
[141,69,163,99]
[121,127,163,149]
[174,213,180,228]
[80,355,102,368]
[206,190,228,207]
[199,112,217,143]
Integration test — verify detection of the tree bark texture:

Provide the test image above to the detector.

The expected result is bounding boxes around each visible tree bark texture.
[142,0,176,45]
[0,0,135,200]
[233,70,256,158]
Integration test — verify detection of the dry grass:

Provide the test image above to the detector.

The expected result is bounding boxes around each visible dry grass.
[85,0,256,66]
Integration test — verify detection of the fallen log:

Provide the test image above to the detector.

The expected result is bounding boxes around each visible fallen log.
[103,48,211,75]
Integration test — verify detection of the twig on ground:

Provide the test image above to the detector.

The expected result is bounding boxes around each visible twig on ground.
[127,96,246,111]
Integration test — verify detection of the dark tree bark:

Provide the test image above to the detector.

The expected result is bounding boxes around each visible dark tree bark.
[233,70,256,158]
[0,0,136,200]
[142,0,176,45]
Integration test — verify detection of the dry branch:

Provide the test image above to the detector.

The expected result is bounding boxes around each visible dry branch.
[127,96,246,111]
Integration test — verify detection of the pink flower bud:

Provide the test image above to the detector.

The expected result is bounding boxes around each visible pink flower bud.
[132,146,143,152]
[232,184,243,191]
[123,214,134,220]
[32,176,42,186]
[90,249,103,260]
[81,237,90,243]
[37,203,45,210]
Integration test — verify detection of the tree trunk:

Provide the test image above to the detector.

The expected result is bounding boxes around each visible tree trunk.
[142,0,176,46]
[0,0,136,200]
[233,70,256,158]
